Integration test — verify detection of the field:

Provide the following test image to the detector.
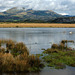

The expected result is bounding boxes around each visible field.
[0,23,75,28]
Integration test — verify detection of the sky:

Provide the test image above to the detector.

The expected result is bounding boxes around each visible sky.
[0,0,75,15]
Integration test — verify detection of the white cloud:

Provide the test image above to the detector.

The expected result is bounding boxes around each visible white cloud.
[0,0,75,15]
[7,1,14,3]
[59,13,69,15]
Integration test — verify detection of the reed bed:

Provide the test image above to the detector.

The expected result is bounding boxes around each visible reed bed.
[0,39,44,72]
[0,23,75,28]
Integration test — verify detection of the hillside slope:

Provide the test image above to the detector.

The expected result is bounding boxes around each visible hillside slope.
[0,7,63,22]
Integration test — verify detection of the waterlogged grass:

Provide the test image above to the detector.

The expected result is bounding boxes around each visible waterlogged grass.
[43,51,75,69]
[42,40,75,69]
[0,39,44,72]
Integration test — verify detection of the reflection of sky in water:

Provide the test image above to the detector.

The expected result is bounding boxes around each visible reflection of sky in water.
[0,28,75,54]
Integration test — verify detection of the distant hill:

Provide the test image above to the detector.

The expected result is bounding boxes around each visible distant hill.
[0,7,75,23]
[0,7,63,22]
[51,17,75,23]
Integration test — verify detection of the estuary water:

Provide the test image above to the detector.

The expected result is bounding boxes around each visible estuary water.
[0,28,75,75]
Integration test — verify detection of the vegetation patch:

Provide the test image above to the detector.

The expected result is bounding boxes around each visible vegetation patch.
[0,39,75,72]
[42,40,75,69]
[0,39,44,73]
[0,23,75,28]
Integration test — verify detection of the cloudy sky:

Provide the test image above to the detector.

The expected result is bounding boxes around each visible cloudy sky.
[0,0,75,15]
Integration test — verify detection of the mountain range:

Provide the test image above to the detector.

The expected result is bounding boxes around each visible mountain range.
[0,7,75,23]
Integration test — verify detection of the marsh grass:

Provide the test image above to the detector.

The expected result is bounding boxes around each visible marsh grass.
[42,40,75,69]
[51,40,74,51]
[11,42,29,56]
[0,39,44,72]
[0,23,75,28]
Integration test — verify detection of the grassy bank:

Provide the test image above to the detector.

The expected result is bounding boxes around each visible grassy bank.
[0,39,44,72]
[42,40,75,69]
[0,23,75,28]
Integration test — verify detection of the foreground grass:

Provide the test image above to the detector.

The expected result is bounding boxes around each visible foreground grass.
[0,23,75,28]
[42,40,75,69]
[0,39,44,72]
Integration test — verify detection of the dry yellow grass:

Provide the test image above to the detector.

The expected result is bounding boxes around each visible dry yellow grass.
[0,23,75,28]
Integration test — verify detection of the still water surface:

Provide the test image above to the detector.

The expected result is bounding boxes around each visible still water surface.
[0,28,75,75]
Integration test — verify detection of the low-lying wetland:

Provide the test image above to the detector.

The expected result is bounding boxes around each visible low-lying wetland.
[0,27,75,75]
[42,40,75,69]
[0,23,75,28]
[0,39,75,73]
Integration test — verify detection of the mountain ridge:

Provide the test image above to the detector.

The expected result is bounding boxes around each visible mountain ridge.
[0,7,63,22]
[0,7,75,23]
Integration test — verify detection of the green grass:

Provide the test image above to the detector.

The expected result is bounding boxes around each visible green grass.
[42,40,75,69]
[43,50,75,69]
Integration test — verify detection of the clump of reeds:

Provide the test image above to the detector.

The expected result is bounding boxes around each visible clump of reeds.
[2,53,15,72]
[6,40,15,50]
[28,54,44,71]
[11,42,29,56]
[0,39,44,72]
[51,40,74,51]
[61,40,74,44]
[15,54,29,72]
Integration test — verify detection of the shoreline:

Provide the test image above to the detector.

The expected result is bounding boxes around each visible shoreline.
[0,23,75,28]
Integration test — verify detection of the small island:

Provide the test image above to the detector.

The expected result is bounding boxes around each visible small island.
[42,40,75,69]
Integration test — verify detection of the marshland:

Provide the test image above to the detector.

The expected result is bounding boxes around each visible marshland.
[0,23,75,28]
[0,28,75,75]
